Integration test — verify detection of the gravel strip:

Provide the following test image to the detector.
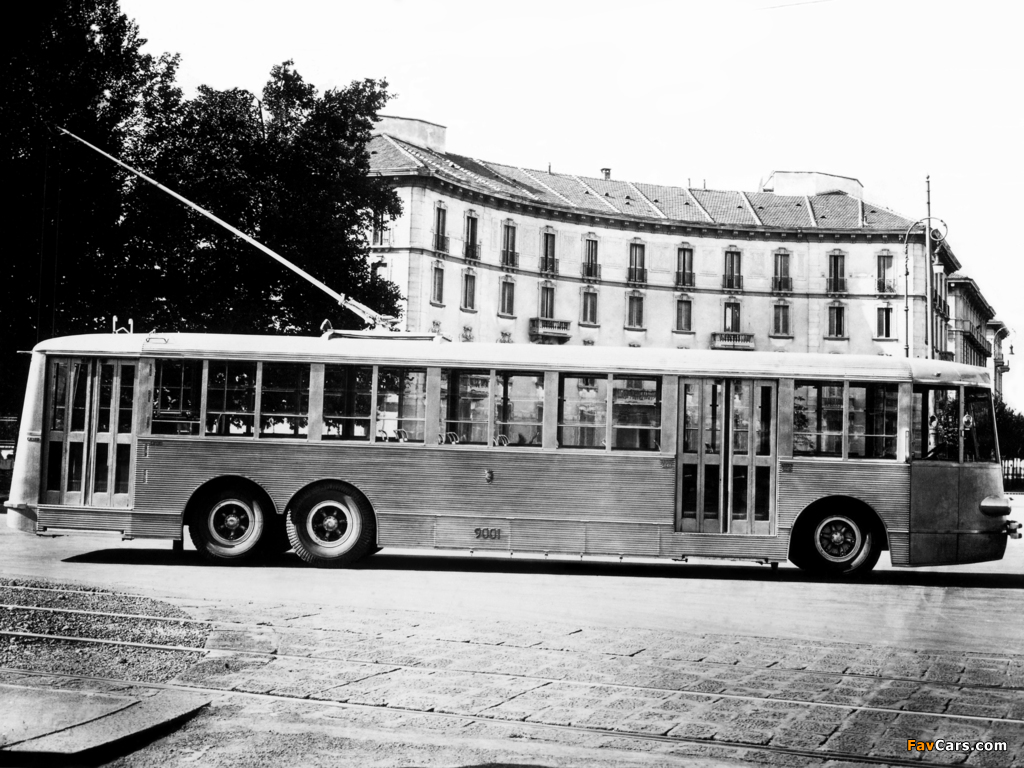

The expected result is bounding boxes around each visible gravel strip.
[0,607,209,648]
[0,636,204,683]
[0,579,192,619]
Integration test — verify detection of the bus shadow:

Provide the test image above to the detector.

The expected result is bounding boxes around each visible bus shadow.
[62,548,1024,589]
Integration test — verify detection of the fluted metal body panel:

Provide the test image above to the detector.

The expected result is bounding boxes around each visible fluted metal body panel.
[777,459,911,565]
[37,506,179,538]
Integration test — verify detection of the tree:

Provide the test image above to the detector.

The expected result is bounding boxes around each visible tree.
[2,2,402,417]
[995,396,1024,461]
[1,1,177,415]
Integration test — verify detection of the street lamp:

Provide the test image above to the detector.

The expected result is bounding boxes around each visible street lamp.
[902,215,948,359]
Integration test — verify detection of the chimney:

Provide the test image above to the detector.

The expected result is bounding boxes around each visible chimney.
[601,168,611,180]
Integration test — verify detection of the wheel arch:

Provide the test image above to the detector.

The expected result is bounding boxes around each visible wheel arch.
[182,476,278,530]
[788,495,890,558]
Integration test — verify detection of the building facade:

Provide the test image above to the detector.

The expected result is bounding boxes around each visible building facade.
[368,117,965,362]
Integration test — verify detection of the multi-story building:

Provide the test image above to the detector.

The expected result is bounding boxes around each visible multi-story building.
[946,274,995,370]
[368,116,961,359]
[987,318,1011,398]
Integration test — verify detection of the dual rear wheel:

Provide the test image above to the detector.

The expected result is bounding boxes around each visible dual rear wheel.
[189,482,375,567]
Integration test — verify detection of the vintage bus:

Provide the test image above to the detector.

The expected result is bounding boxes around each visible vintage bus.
[5,331,1020,576]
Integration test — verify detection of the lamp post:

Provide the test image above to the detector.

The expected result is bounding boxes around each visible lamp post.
[902,212,948,358]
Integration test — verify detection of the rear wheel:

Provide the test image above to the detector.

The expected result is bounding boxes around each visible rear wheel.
[287,482,376,568]
[795,509,880,577]
[190,488,266,564]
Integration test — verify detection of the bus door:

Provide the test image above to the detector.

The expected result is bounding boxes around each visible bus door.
[677,378,776,534]
[42,358,136,507]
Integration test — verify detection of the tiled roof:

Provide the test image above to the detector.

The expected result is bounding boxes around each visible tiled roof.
[369,134,914,232]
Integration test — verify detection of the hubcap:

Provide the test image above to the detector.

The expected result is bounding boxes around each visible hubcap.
[306,500,360,550]
[814,515,862,563]
[208,500,255,547]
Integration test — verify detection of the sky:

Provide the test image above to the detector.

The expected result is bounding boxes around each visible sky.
[120,0,1024,405]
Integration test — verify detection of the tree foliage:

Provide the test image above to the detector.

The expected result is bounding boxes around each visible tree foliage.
[1,3,401,417]
[995,396,1024,461]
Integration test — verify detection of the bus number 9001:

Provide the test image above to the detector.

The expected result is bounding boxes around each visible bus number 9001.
[474,527,501,540]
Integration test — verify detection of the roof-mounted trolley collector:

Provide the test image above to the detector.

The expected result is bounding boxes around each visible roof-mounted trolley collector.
[6,335,1019,575]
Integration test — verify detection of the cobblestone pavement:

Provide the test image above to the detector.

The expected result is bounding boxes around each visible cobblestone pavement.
[120,597,1022,767]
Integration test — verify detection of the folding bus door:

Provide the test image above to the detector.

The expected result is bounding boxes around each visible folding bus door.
[677,378,776,534]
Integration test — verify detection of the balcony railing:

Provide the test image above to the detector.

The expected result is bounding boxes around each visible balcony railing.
[937,350,955,362]
[711,332,755,350]
[675,271,695,288]
[876,278,897,294]
[627,266,647,284]
[539,256,559,274]
[772,276,792,292]
[500,250,519,269]
[464,242,480,260]
[433,233,450,253]
[953,319,992,355]
[581,261,601,280]
[529,317,572,343]
[827,276,847,293]
[722,274,743,290]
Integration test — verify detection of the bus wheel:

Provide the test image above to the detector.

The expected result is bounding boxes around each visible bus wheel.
[803,511,879,576]
[190,488,266,564]
[287,483,376,568]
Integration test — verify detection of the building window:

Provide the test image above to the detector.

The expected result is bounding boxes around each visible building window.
[583,238,600,279]
[627,294,644,328]
[371,210,388,246]
[877,251,894,293]
[499,279,515,316]
[581,289,598,325]
[431,264,444,305]
[676,247,694,287]
[724,301,741,332]
[877,306,893,338]
[464,213,479,260]
[501,222,518,267]
[828,304,846,338]
[773,250,791,291]
[461,271,476,311]
[433,205,448,252]
[773,304,790,336]
[675,299,692,332]
[724,249,742,290]
[539,285,555,319]
[628,242,646,283]
[541,231,557,273]
[828,250,846,292]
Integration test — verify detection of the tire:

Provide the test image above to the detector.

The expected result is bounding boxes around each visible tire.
[796,509,880,577]
[287,482,376,568]
[189,487,266,564]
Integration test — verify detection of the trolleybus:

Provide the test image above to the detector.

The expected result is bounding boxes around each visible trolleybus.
[5,331,1020,576]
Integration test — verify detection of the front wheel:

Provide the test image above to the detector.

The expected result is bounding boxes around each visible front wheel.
[797,511,880,577]
[190,488,266,564]
[287,483,376,568]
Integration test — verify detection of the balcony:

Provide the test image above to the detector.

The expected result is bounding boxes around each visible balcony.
[581,261,601,281]
[772,276,792,292]
[433,233,450,253]
[529,317,572,343]
[722,274,743,291]
[675,271,695,288]
[953,319,992,355]
[937,350,955,362]
[877,278,897,294]
[539,256,559,275]
[464,242,480,261]
[827,276,847,293]
[995,355,1010,373]
[627,266,647,284]
[711,332,755,351]
[500,250,519,269]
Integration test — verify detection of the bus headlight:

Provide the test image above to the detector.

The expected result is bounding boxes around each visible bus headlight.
[980,496,1012,517]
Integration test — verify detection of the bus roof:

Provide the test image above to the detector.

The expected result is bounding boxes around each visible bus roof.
[31,333,991,387]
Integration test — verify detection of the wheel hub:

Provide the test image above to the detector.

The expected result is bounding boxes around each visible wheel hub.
[322,515,339,532]
[224,514,240,530]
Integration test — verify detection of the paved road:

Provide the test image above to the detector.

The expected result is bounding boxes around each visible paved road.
[1,514,1023,655]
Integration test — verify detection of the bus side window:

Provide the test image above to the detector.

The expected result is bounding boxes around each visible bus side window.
[793,381,843,457]
[323,365,372,441]
[912,385,960,461]
[558,374,608,449]
[206,361,257,437]
[377,368,427,443]
[612,377,661,451]
[260,363,310,439]
[964,387,998,463]
[848,383,898,459]
[439,369,489,445]
[152,359,202,436]
[494,371,543,447]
